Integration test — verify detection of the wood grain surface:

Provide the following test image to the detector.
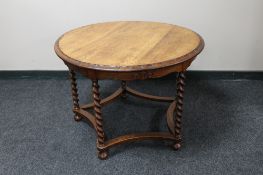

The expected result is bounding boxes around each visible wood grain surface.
[55,21,203,70]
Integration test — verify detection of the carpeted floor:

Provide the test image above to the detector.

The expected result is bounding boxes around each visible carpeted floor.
[0,74,262,175]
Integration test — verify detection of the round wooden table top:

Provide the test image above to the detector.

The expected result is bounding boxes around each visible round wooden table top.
[55,21,204,80]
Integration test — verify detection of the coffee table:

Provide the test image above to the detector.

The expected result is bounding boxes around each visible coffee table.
[54,21,204,159]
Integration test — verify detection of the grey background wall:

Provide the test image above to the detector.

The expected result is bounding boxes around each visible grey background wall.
[0,0,262,70]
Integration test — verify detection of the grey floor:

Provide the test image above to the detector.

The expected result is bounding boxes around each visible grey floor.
[0,74,262,175]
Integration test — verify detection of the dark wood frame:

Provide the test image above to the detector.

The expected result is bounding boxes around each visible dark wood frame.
[68,69,187,159]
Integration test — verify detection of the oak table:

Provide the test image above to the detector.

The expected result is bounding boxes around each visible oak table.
[54,21,204,159]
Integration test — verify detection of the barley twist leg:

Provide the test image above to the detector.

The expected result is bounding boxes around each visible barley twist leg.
[174,72,186,150]
[92,80,108,159]
[121,80,127,98]
[69,69,81,121]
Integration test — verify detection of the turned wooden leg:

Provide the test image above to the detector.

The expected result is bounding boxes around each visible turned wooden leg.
[174,72,186,150]
[92,80,108,159]
[121,80,127,98]
[69,69,81,121]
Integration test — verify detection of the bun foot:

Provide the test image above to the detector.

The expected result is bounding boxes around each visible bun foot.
[74,114,82,121]
[98,150,108,160]
[173,143,181,150]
